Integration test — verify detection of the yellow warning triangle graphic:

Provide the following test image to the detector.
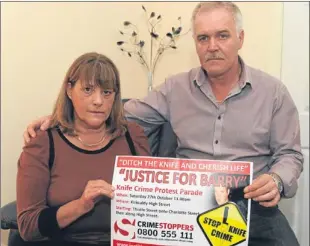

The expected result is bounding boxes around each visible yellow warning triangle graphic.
[197,202,247,246]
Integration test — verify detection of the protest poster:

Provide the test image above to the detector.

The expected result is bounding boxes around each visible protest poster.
[111,156,253,246]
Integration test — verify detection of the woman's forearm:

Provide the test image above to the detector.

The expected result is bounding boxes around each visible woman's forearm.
[56,199,87,229]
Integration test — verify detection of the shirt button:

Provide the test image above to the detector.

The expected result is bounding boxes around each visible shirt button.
[218,115,221,120]
[215,140,219,144]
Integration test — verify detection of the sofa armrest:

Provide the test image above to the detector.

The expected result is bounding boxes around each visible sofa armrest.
[1,201,18,230]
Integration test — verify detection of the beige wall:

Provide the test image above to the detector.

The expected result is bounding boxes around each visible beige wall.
[1,2,283,206]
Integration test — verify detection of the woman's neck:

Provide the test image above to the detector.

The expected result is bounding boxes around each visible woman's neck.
[64,122,110,150]
[73,121,106,136]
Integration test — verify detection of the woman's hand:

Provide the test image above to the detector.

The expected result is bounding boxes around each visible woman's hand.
[55,180,114,229]
[78,180,115,213]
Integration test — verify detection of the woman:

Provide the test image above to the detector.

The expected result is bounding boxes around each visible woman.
[17,52,150,246]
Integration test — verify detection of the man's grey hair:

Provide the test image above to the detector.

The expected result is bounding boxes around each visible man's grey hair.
[191,2,243,35]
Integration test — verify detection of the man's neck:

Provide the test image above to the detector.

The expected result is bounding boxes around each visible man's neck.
[208,59,242,102]
[209,60,241,87]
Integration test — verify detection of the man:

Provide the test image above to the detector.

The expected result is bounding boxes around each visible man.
[25,2,303,245]
[214,186,230,206]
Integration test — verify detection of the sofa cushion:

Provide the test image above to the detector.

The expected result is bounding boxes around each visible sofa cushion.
[1,201,18,230]
[122,98,177,157]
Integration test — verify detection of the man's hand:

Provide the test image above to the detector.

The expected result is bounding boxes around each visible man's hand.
[23,115,52,144]
[244,174,281,207]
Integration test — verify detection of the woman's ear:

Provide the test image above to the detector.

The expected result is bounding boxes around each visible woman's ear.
[67,82,72,99]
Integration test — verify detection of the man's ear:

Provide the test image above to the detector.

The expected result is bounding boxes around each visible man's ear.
[67,82,72,99]
[238,30,244,50]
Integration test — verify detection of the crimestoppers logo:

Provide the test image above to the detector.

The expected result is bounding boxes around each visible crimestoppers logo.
[114,218,136,240]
